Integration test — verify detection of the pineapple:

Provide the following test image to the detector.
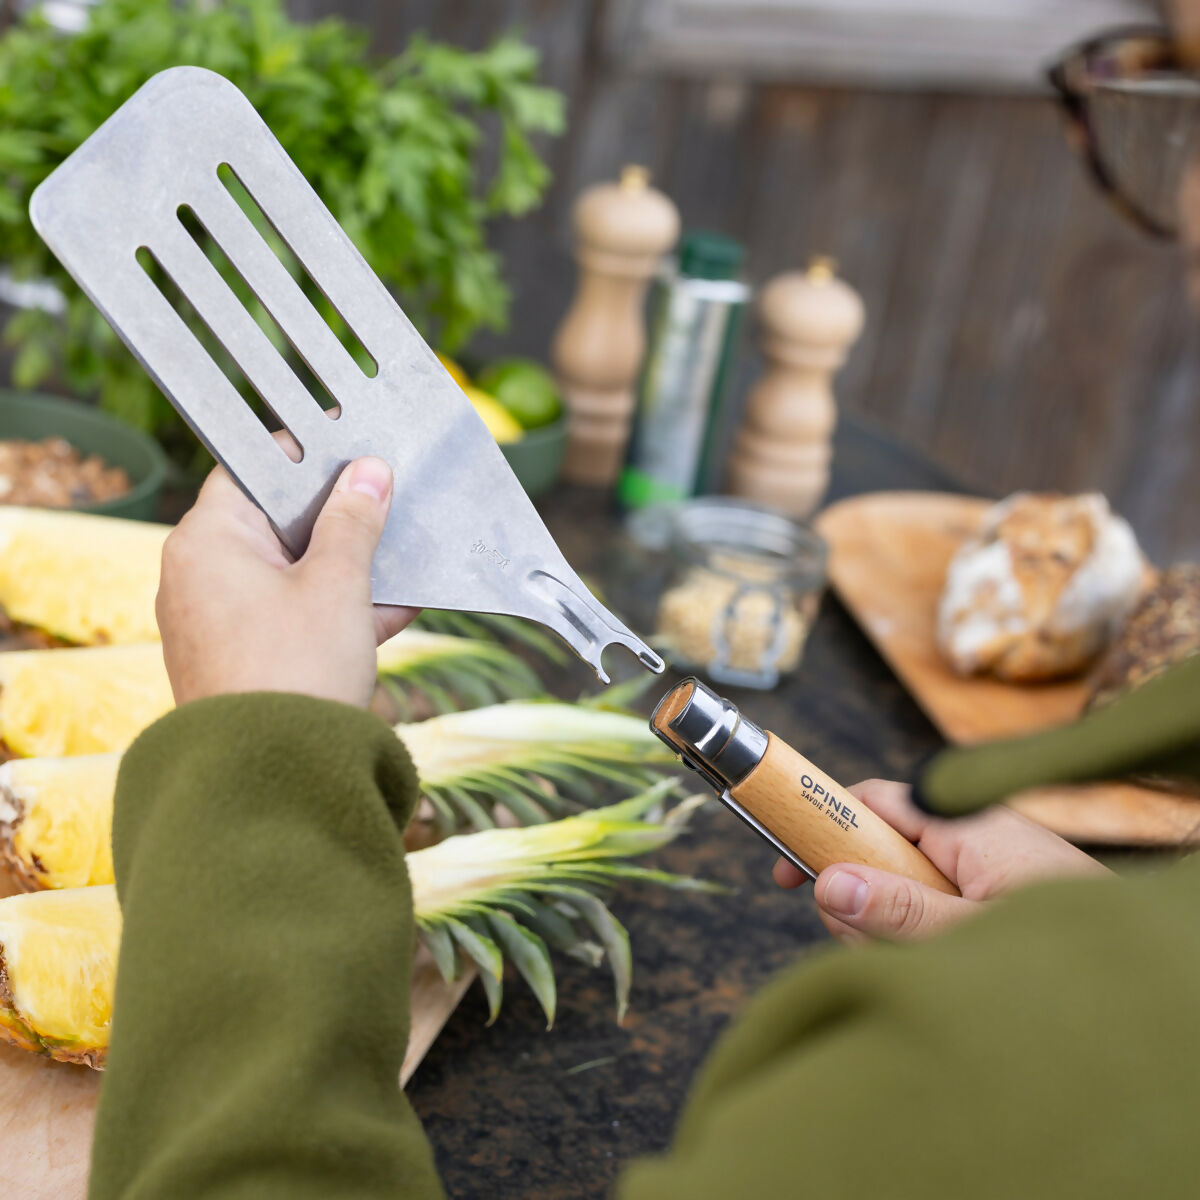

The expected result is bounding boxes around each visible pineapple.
[0,755,120,889]
[0,884,119,1067]
[0,508,167,645]
[0,645,175,758]
[0,700,676,889]
[0,789,711,1066]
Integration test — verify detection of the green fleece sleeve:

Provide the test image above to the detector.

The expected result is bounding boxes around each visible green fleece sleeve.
[916,655,1200,815]
[88,693,445,1200]
[618,858,1200,1200]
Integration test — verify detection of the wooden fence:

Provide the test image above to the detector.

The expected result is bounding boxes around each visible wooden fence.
[291,0,1199,561]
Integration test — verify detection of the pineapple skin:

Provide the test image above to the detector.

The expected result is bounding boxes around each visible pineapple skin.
[0,1001,105,1068]
[0,508,167,646]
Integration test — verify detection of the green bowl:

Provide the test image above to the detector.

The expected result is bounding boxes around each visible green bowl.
[0,391,169,521]
[499,413,567,499]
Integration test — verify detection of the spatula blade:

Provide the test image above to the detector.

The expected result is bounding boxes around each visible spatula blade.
[30,67,662,683]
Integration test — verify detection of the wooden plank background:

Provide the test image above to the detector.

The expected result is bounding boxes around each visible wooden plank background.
[288,0,1200,563]
[602,0,1153,89]
[0,0,1193,561]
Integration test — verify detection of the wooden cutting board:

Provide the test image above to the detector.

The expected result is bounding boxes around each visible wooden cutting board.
[0,863,473,1199]
[814,491,1200,847]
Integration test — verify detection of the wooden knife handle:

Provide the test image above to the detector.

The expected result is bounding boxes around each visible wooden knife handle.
[732,733,959,895]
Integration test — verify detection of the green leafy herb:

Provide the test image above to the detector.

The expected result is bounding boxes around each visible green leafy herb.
[0,0,563,466]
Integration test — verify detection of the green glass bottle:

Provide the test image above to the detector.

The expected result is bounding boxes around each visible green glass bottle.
[617,232,750,509]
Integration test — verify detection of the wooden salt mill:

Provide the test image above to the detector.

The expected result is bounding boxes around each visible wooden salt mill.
[552,166,680,486]
[726,258,864,518]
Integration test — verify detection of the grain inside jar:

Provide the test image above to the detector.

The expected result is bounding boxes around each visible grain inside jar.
[649,499,827,688]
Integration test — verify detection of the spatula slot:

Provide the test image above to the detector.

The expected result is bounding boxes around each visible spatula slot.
[135,245,305,464]
[217,164,379,382]
[177,203,340,422]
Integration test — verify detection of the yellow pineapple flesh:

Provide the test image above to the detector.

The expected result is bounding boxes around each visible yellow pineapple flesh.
[0,645,175,758]
[0,884,119,1067]
[0,755,119,889]
[0,508,167,645]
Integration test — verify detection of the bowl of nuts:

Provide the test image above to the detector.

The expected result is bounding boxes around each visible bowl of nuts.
[0,391,169,520]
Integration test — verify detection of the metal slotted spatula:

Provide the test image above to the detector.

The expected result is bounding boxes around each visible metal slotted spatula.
[30,67,662,683]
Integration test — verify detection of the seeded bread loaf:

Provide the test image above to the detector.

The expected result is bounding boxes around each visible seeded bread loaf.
[937,492,1143,683]
[1087,564,1200,710]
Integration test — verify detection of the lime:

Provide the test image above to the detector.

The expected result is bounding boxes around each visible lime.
[463,386,523,444]
[476,358,563,430]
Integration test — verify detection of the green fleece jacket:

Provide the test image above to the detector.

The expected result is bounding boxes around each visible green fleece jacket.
[90,695,1200,1200]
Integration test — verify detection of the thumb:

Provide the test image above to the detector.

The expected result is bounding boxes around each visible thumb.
[302,457,393,582]
[815,864,979,943]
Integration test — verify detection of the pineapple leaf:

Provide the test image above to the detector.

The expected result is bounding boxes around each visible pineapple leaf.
[518,895,588,957]
[444,916,503,982]
[407,788,715,1025]
[397,700,677,831]
[377,629,544,715]
[491,787,553,827]
[465,915,504,1024]
[593,778,680,822]
[561,892,633,1023]
[422,790,458,838]
[487,910,556,1028]
[585,864,726,893]
[419,921,459,984]
[478,958,503,1024]
[578,674,657,712]
[443,785,496,831]
[413,610,567,664]
[415,675,458,715]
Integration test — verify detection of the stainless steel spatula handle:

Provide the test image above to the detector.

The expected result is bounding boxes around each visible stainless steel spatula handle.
[30,66,663,683]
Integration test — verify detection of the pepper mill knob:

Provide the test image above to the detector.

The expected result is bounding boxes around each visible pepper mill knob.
[552,166,680,486]
[726,258,864,518]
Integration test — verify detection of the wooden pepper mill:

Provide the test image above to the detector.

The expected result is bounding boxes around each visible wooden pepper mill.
[726,258,864,518]
[552,166,680,486]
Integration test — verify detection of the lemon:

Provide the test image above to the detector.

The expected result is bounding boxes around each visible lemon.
[435,352,471,391]
[464,386,523,444]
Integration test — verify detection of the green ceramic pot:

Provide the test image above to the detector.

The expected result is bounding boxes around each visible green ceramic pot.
[0,391,169,521]
[499,413,567,499]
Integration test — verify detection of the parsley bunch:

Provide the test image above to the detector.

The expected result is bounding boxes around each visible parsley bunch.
[0,0,563,455]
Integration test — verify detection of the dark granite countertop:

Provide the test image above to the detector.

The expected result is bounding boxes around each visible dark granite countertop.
[408,415,966,1198]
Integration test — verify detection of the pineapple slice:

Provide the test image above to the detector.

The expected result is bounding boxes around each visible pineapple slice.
[0,755,120,889]
[0,884,119,1067]
[0,508,167,645]
[0,645,175,758]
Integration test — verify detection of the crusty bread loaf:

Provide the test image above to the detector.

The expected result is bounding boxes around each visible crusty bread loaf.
[1087,564,1200,710]
[937,492,1143,682]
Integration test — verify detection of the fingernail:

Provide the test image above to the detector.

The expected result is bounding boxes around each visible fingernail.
[824,871,868,917]
[347,457,392,503]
